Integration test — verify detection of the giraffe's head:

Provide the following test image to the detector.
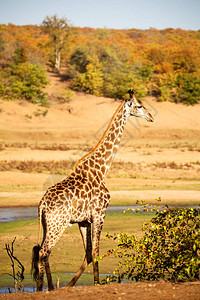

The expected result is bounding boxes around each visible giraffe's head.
[125,89,154,122]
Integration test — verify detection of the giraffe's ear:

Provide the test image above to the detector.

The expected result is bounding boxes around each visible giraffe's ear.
[127,89,135,98]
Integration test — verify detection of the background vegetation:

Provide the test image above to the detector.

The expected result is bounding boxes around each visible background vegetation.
[0,19,200,104]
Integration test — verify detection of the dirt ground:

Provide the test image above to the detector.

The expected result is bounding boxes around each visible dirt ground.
[0,281,200,300]
[0,73,200,298]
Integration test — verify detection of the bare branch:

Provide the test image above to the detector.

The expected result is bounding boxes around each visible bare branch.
[4,237,25,292]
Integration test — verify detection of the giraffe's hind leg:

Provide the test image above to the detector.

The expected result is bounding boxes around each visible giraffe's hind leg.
[37,248,51,291]
[38,211,70,291]
[37,247,54,291]
[68,221,92,286]
[37,254,45,291]
[37,242,55,291]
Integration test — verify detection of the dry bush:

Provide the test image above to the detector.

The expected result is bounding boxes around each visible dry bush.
[152,161,194,170]
[0,160,76,174]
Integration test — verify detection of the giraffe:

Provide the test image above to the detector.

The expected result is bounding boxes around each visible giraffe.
[31,89,154,291]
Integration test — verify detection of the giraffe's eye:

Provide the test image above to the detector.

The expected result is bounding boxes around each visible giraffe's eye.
[137,105,142,109]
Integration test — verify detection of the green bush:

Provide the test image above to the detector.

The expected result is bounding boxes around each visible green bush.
[70,47,90,73]
[136,63,153,82]
[72,55,103,96]
[103,71,147,100]
[98,46,119,72]
[155,72,200,105]
[102,204,200,283]
[0,62,48,105]
[175,73,200,105]
[13,46,27,64]
[155,73,177,102]
[58,88,74,103]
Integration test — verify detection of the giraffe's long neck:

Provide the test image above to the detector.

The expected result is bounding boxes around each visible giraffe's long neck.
[75,101,128,179]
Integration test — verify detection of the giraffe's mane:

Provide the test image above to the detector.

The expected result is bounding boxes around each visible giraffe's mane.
[74,101,125,170]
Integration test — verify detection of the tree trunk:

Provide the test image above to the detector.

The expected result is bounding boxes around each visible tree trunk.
[55,44,60,74]
[56,50,60,73]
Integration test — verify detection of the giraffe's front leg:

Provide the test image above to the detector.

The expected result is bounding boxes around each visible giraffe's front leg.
[92,217,104,285]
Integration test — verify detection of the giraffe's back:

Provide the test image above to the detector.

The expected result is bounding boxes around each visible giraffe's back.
[39,172,92,223]
[40,167,111,224]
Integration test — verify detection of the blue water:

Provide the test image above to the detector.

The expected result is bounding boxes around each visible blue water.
[0,206,141,223]
[0,205,198,223]
[0,207,38,222]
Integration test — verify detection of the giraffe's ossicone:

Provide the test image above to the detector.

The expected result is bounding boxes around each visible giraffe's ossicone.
[31,89,154,291]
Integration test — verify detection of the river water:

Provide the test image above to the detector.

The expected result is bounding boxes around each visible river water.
[0,204,199,223]
[0,206,142,222]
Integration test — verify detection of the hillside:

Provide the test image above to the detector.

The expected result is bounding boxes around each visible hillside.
[1,23,200,105]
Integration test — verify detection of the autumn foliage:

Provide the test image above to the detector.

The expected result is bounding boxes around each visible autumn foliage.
[0,22,200,104]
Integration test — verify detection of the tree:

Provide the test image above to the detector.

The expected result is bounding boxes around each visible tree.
[70,47,90,73]
[42,15,71,73]
[72,55,103,96]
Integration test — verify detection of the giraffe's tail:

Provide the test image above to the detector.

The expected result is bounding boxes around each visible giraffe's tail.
[31,205,43,282]
[37,204,43,245]
[31,244,41,282]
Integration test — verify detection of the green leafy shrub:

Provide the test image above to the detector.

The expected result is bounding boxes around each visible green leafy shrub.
[103,71,147,100]
[72,55,103,96]
[136,63,153,82]
[0,62,48,105]
[34,109,48,117]
[155,72,200,105]
[98,46,119,72]
[175,73,200,105]
[156,73,177,102]
[70,47,90,73]
[13,46,27,64]
[58,88,74,103]
[102,204,200,283]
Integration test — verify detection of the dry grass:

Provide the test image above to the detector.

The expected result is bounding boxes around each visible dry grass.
[0,160,76,174]
[0,159,199,175]
[151,161,199,170]
[1,141,200,151]
[0,142,92,152]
